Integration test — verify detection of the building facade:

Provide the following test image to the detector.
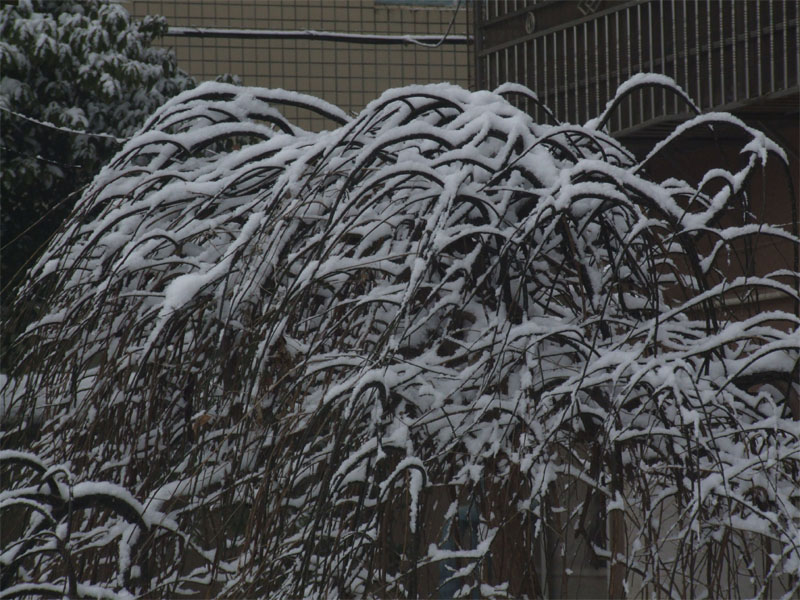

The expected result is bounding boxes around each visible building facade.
[476,0,798,314]
[128,0,472,131]
[474,2,799,597]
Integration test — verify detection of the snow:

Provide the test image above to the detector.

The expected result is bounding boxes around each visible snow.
[0,376,39,423]
[586,72,701,130]
[426,527,497,562]
[140,81,351,132]
[5,74,800,599]
[0,583,133,600]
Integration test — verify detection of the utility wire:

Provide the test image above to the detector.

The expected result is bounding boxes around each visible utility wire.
[412,0,465,49]
[166,0,468,48]
[165,27,469,46]
[0,106,128,143]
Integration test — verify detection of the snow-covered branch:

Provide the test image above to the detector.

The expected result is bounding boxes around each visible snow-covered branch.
[3,77,799,598]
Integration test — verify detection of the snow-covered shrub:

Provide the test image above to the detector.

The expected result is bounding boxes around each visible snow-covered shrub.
[2,78,799,598]
[0,449,185,598]
[0,0,194,321]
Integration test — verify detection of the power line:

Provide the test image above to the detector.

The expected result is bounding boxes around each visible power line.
[165,26,470,46]
[0,106,128,143]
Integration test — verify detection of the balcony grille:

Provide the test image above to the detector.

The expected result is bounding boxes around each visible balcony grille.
[475,0,799,134]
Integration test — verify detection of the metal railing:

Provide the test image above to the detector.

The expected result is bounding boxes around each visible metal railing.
[475,0,799,133]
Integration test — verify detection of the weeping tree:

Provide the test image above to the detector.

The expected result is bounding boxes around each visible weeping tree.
[1,77,799,599]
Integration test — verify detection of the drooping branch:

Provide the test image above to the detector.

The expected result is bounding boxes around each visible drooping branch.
[3,78,799,599]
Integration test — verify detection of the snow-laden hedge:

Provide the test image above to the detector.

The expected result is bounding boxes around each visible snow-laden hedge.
[2,79,799,598]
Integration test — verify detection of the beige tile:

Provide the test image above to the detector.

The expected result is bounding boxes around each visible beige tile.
[128,0,471,130]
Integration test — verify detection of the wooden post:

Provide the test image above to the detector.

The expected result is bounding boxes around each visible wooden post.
[607,501,626,599]
[608,445,626,599]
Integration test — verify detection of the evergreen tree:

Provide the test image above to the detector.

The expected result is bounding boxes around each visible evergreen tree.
[0,0,194,316]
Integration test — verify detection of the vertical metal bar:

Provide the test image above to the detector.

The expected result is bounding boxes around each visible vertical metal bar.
[707,0,713,108]
[683,1,690,106]
[744,0,750,99]
[638,3,645,124]
[605,14,610,117]
[533,37,539,122]
[695,0,701,107]
[504,46,509,88]
[672,1,679,112]
[742,3,751,99]
[574,24,579,123]
[512,44,518,108]
[784,0,789,89]
[563,29,569,123]
[626,7,633,129]
[552,33,559,120]
[647,2,655,119]
[769,0,775,92]
[475,3,482,90]
[719,0,725,105]
[660,0,666,114]
[584,21,590,123]
[488,52,493,91]
[466,1,474,92]
[594,17,600,116]
[544,35,549,119]
[513,43,518,108]
[732,0,737,102]
[756,0,762,96]
[524,39,529,114]
[615,9,620,129]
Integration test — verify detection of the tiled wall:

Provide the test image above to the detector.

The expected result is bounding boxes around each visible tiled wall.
[128,0,472,130]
